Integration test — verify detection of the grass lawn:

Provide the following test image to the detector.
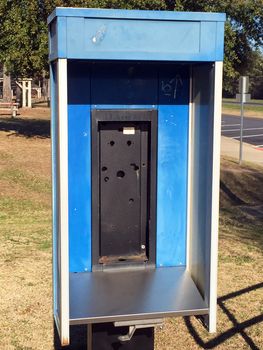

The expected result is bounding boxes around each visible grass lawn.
[222,99,263,117]
[223,98,263,104]
[0,111,262,350]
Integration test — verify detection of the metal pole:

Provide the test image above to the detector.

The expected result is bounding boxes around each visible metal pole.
[87,324,92,350]
[239,82,244,165]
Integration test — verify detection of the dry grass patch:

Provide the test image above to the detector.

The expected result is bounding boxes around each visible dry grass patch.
[0,115,262,349]
[0,128,52,350]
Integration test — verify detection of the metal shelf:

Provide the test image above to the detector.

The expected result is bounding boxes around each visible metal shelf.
[69,266,208,325]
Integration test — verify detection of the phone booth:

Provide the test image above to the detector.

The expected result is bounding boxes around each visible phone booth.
[48,8,225,348]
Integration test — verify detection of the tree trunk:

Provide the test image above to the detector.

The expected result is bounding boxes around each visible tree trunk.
[3,64,12,102]
[42,70,47,100]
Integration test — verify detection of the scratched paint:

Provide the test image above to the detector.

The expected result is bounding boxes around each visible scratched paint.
[91,25,107,44]
[157,65,189,267]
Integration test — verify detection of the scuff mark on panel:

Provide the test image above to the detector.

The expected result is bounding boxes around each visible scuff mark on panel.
[91,25,107,45]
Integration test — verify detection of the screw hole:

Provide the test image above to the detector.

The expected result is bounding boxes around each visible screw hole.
[129,198,134,204]
[127,140,132,146]
[104,177,109,182]
[117,170,125,178]
[109,141,115,146]
[142,163,146,167]
[102,166,107,172]
[130,163,139,171]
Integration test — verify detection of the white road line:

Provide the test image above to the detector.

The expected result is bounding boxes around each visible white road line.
[223,127,263,132]
[255,145,263,148]
[221,123,240,127]
[233,134,263,139]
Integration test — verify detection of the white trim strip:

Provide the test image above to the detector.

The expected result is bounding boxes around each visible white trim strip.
[233,134,263,139]
[209,61,223,333]
[186,66,193,271]
[58,58,70,346]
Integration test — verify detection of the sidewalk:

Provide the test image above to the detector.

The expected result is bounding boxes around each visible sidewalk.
[221,136,263,166]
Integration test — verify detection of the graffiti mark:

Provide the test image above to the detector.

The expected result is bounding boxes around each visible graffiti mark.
[161,74,183,99]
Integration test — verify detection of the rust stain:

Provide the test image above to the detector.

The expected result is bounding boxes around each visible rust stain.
[61,337,70,346]
[99,253,148,265]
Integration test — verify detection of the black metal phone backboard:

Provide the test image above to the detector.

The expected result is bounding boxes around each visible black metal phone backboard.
[91,110,157,269]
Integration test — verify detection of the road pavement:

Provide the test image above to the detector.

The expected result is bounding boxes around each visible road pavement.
[221,114,263,148]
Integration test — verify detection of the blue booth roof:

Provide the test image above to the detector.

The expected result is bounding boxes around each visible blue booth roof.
[48,7,226,62]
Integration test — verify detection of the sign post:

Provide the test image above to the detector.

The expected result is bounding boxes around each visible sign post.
[236,76,250,165]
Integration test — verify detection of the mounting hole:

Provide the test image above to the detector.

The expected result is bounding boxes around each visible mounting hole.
[130,163,139,171]
[118,258,126,262]
[142,163,146,167]
[127,140,132,146]
[129,198,134,204]
[117,170,125,178]
[104,177,109,182]
[102,166,107,172]
[109,141,115,146]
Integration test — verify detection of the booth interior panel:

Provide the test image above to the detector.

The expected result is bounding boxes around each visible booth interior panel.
[66,61,190,270]
[68,62,92,272]
[189,64,214,299]
[156,66,189,267]
[91,62,158,105]
[69,267,208,324]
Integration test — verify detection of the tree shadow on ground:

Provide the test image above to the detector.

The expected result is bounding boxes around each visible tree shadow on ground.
[0,117,50,138]
[220,180,247,205]
[185,282,263,350]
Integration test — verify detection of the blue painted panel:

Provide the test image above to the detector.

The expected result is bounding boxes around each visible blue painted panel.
[66,61,190,269]
[91,105,157,110]
[200,22,218,61]
[57,17,67,58]
[49,19,57,62]
[157,66,189,267]
[68,61,92,272]
[66,18,200,60]
[48,8,226,24]
[66,17,85,59]
[91,62,158,105]
[49,9,225,62]
[216,21,225,61]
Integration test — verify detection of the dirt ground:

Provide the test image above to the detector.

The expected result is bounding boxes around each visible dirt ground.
[0,108,262,350]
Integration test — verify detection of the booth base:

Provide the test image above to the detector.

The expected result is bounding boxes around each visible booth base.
[91,323,154,350]
[69,266,208,324]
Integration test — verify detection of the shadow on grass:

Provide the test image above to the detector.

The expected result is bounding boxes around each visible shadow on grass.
[220,180,247,205]
[185,282,263,350]
[0,117,50,138]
